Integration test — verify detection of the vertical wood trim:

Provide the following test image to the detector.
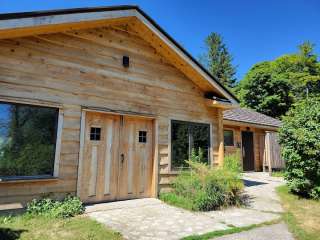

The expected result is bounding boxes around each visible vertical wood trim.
[266,131,272,175]
[127,123,134,194]
[89,145,98,196]
[53,109,64,177]
[76,111,86,197]
[151,119,159,197]
[104,119,113,195]
[217,109,224,167]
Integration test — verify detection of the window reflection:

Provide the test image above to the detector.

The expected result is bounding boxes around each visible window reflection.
[0,102,58,178]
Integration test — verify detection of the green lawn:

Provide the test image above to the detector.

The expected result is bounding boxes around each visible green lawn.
[277,185,320,240]
[0,214,122,240]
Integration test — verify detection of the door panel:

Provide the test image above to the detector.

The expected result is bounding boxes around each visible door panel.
[117,116,153,200]
[82,112,120,203]
[81,112,153,203]
[242,131,254,171]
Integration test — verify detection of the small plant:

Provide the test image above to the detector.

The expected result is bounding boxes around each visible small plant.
[223,151,242,173]
[161,149,244,211]
[0,215,13,224]
[26,195,85,218]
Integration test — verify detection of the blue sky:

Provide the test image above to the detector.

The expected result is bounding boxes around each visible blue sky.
[1,0,319,80]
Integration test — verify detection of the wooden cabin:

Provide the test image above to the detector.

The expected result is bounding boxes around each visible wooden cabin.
[0,6,239,207]
[223,108,283,172]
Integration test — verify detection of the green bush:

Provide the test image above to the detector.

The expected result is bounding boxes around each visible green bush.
[161,151,244,211]
[223,151,242,173]
[279,97,320,199]
[26,196,85,218]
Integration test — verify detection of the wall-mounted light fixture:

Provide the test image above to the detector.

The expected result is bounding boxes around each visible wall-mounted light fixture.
[123,56,130,68]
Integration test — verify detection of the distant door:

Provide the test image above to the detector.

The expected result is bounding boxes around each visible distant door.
[241,131,254,171]
[80,112,153,203]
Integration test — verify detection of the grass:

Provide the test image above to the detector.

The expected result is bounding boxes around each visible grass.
[271,171,285,177]
[276,185,320,240]
[181,220,280,240]
[0,214,122,240]
[159,192,194,211]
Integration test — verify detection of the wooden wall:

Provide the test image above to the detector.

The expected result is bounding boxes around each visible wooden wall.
[224,125,266,171]
[0,24,222,204]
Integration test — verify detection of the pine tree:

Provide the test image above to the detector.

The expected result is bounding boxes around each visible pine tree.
[200,32,237,88]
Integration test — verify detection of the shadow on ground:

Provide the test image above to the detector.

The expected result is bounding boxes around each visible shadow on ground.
[240,179,267,207]
[244,179,267,187]
[0,228,26,240]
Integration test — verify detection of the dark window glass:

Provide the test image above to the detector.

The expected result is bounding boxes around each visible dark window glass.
[139,131,147,143]
[224,130,234,146]
[90,127,101,141]
[171,120,210,171]
[0,102,58,178]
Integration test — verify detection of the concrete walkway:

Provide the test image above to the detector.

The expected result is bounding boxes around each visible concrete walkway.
[86,172,293,240]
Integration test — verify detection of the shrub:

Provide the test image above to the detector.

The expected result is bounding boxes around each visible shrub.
[26,195,85,218]
[223,151,242,173]
[161,151,244,211]
[279,97,320,199]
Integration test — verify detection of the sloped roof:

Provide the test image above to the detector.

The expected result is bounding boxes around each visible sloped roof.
[223,108,282,128]
[0,5,239,104]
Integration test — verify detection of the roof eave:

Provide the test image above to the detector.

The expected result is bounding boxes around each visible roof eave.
[223,119,280,131]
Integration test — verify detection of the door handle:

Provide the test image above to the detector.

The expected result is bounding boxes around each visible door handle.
[120,153,125,164]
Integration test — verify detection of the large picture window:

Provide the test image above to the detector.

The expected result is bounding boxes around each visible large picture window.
[171,120,210,171]
[0,102,58,179]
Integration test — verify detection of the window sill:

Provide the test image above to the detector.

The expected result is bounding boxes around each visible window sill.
[0,175,58,183]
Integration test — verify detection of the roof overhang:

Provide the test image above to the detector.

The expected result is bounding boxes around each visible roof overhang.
[0,5,239,105]
[223,119,279,131]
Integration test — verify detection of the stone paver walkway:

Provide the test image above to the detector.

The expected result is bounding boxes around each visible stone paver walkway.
[86,172,289,240]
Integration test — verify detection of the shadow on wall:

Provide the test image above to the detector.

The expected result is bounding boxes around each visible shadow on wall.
[243,179,267,187]
[0,228,26,240]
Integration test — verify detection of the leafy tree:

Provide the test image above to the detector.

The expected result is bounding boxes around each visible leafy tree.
[279,97,320,199]
[237,42,320,118]
[236,61,293,118]
[200,32,237,88]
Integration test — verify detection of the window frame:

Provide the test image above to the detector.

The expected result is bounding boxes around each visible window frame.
[169,119,212,172]
[0,99,63,181]
[223,129,235,147]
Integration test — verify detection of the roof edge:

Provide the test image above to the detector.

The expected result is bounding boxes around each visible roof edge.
[223,118,281,129]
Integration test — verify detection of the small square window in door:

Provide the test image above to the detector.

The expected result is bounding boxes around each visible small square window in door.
[90,127,101,141]
[139,131,147,143]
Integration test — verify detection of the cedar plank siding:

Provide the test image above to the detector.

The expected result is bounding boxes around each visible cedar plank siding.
[0,25,222,204]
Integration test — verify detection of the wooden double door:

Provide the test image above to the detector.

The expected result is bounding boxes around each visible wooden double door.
[81,112,153,203]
